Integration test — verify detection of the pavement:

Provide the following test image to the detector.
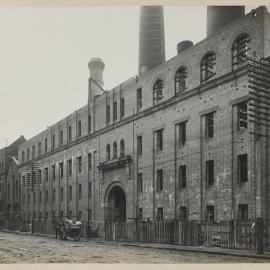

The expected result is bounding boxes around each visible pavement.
[1,229,270,261]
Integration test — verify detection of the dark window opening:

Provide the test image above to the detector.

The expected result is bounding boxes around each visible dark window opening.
[106,144,110,160]
[45,168,48,183]
[206,160,214,186]
[120,97,125,119]
[238,154,248,182]
[137,136,142,156]
[201,52,216,83]
[88,153,92,171]
[179,165,187,189]
[138,208,143,220]
[179,206,187,221]
[68,159,72,177]
[68,126,72,142]
[52,189,55,202]
[153,78,164,104]
[113,101,117,121]
[32,145,35,159]
[120,139,125,158]
[78,120,82,137]
[205,112,214,138]
[137,88,142,111]
[52,134,55,150]
[88,115,92,133]
[77,156,82,173]
[60,130,63,145]
[175,67,187,94]
[69,186,72,201]
[177,122,186,146]
[155,129,163,151]
[113,142,117,159]
[157,169,163,192]
[45,138,48,153]
[79,184,82,200]
[238,204,248,221]
[89,182,92,198]
[137,173,143,193]
[59,162,64,178]
[206,205,214,223]
[38,142,41,156]
[52,165,56,181]
[157,207,163,220]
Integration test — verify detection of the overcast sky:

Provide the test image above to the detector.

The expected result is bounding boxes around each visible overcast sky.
[0,6,258,148]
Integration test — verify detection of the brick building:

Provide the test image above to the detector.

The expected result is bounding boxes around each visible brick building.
[18,6,270,235]
[0,136,26,225]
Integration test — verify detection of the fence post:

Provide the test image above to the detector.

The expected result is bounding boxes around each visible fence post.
[256,217,264,254]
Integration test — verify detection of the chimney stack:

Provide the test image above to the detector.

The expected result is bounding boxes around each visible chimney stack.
[138,6,166,75]
[207,6,245,37]
[88,58,105,101]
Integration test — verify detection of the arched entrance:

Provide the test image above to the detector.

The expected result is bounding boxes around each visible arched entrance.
[106,185,126,221]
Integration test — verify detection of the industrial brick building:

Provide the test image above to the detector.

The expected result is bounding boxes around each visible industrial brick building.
[17,6,270,235]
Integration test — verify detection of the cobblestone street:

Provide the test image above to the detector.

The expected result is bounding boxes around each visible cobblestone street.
[0,232,269,263]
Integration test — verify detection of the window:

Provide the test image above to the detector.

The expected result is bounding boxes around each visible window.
[52,134,55,150]
[106,144,110,160]
[60,130,63,145]
[106,105,110,125]
[45,190,49,203]
[201,52,216,83]
[22,151,25,163]
[79,210,82,220]
[89,182,92,198]
[68,126,72,142]
[238,154,248,182]
[78,120,82,137]
[113,142,117,159]
[153,78,164,104]
[69,186,72,201]
[205,112,214,138]
[45,212,48,220]
[113,101,117,121]
[38,170,41,184]
[206,160,214,185]
[238,204,248,221]
[23,194,26,205]
[68,159,72,177]
[157,207,163,220]
[52,165,56,181]
[232,33,250,69]
[22,175,25,187]
[45,138,48,153]
[137,173,143,193]
[157,169,163,192]
[180,206,187,221]
[39,191,42,203]
[237,102,248,130]
[88,153,92,171]
[138,208,143,220]
[32,145,35,159]
[60,188,63,202]
[38,142,41,156]
[88,115,91,133]
[155,129,163,151]
[44,168,48,183]
[77,156,82,173]
[52,189,56,202]
[59,162,64,178]
[120,139,125,158]
[137,88,142,111]
[79,184,82,200]
[177,122,186,146]
[206,205,214,223]
[175,67,187,94]
[120,97,125,119]
[137,136,142,156]
[27,148,30,161]
[179,165,187,189]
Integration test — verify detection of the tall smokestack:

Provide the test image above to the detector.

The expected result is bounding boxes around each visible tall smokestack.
[207,6,245,37]
[139,6,165,75]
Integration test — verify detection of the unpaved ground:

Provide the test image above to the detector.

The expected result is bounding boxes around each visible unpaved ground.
[0,232,269,263]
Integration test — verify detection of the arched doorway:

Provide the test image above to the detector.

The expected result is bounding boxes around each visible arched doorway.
[106,186,126,221]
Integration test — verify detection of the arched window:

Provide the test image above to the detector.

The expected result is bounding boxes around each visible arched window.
[68,126,72,142]
[27,148,30,161]
[113,142,117,159]
[32,145,35,159]
[38,142,41,156]
[175,67,187,94]
[106,144,110,160]
[232,33,250,69]
[120,139,125,158]
[200,52,216,83]
[153,78,164,104]
[22,151,25,163]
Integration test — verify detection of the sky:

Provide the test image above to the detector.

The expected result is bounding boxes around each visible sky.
[0,5,259,148]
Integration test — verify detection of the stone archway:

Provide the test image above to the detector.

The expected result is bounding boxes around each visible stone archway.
[105,185,126,221]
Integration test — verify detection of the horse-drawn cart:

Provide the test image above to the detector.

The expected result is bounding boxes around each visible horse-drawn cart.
[56,219,82,241]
